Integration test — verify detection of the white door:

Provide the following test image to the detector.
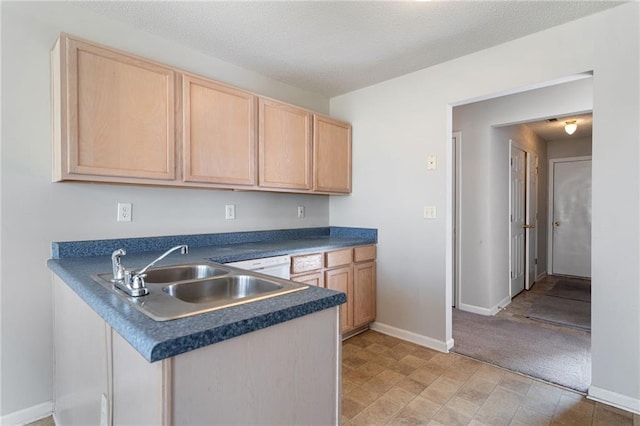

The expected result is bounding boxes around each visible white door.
[525,153,538,290]
[510,145,526,296]
[550,158,592,277]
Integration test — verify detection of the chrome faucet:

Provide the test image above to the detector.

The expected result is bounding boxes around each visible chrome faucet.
[137,245,189,275]
[111,248,126,280]
[110,245,189,297]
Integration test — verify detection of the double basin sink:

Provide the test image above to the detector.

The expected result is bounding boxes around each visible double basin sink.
[93,262,307,321]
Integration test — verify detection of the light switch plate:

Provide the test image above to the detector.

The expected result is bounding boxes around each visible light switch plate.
[427,156,437,171]
[424,206,437,219]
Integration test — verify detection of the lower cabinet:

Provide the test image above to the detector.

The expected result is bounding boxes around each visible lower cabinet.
[291,271,324,288]
[353,261,376,328]
[325,266,353,333]
[53,275,340,425]
[291,244,376,335]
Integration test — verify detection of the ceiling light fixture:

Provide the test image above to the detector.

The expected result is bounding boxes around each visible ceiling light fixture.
[564,120,577,135]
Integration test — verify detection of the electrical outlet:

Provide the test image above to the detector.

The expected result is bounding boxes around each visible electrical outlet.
[225,204,236,220]
[424,206,437,219]
[117,202,132,222]
[297,206,305,218]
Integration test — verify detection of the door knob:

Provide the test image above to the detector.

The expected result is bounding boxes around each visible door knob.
[554,221,560,227]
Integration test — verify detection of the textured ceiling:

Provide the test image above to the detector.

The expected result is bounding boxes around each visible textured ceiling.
[75,1,621,98]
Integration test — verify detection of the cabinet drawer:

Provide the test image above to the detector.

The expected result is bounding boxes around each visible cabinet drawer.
[291,272,324,288]
[325,248,353,268]
[291,253,324,274]
[354,245,376,262]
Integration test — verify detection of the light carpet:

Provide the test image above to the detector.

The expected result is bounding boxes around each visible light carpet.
[452,308,591,392]
[546,279,591,302]
[525,295,591,331]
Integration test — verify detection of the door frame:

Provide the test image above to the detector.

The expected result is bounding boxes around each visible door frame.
[451,131,462,308]
[525,151,538,290]
[547,155,592,276]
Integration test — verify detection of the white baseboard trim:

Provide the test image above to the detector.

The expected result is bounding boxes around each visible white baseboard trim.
[0,401,53,426]
[536,271,547,281]
[496,295,511,313]
[588,385,640,415]
[459,295,510,316]
[369,321,450,353]
[458,303,492,316]
[445,338,454,351]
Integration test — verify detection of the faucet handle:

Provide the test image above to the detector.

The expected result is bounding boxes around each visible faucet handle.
[129,274,149,296]
[131,274,145,289]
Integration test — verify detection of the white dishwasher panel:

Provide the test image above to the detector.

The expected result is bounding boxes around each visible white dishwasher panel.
[225,255,291,279]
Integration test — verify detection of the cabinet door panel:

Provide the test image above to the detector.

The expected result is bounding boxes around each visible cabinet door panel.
[62,36,175,180]
[291,272,324,288]
[314,115,351,193]
[353,262,376,328]
[325,266,353,333]
[183,75,256,186]
[259,98,312,190]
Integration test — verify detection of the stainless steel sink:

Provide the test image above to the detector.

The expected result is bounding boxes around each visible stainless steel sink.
[164,275,285,304]
[143,264,229,283]
[92,262,307,321]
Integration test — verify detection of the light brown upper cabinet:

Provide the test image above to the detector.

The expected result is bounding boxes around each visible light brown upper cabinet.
[258,98,313,190]
[182,74,257,187]
[52,34,176,183]
[52,34,352,194]
[313,115,352,193]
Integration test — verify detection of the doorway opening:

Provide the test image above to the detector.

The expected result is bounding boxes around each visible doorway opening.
[449,77,593,392]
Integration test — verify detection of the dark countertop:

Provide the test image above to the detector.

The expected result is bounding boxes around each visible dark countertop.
[48,227,376,362]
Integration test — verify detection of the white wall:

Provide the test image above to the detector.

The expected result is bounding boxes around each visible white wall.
[547,136,592,159]
[331,3,639,412]
[451,79,592,313]
[0,2,331,419]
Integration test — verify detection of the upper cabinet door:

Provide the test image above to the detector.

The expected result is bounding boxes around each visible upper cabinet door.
[258,98,312,190]
[53,35,176,182]
[313,115,352,193]
[182,75,257,186]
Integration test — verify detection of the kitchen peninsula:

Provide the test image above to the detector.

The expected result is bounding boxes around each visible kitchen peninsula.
[48,227,376,425]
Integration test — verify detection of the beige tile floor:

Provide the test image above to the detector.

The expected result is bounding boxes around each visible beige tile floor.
[342,330,639,425]
[25,279,638,426]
